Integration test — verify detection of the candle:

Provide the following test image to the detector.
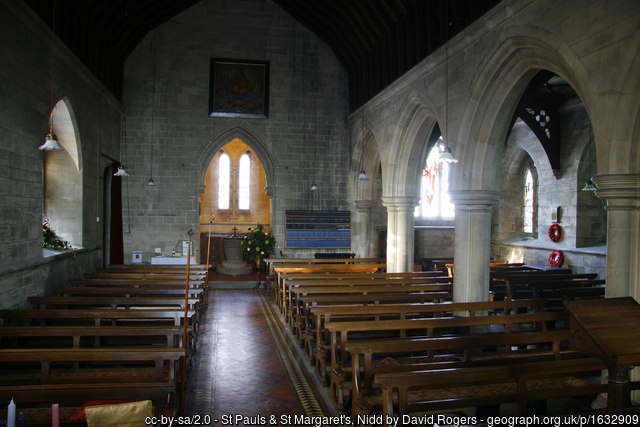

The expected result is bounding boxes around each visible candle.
[7,398,15,427]
[51,403,59,427]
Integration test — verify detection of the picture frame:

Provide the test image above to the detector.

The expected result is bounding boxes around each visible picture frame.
[208,58,269,118]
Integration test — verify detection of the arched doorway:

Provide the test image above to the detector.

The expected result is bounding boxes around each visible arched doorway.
[199,137,270,266]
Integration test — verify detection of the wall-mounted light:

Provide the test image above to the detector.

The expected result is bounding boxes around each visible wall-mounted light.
[358,170,368,180]
[310,183,318,191]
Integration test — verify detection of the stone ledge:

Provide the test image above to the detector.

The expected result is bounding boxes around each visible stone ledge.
[496,239,606,256]
[0,246,98,278]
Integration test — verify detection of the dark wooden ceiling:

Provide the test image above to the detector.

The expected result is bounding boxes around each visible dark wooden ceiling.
[25,0,500,110]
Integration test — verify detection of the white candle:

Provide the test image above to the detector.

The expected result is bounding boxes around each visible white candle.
[7,398,16,427]
[51,403,59,427]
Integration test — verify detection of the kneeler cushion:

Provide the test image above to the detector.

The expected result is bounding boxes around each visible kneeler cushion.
[84,400,153,427]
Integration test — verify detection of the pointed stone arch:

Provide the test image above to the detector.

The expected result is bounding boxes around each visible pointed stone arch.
[196,126,275,190]
[457,25,593,192]
[384,92,440,199]
[350,114,381,202]
[609,25,640,173]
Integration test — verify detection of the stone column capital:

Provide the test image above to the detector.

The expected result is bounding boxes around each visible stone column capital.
[355,199,374,211]
[449,190,499,211]
[593,174,640,210]
[381,196,420,210]
[264,186,274,198]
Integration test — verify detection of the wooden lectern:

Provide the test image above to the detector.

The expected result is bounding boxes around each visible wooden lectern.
[565,297,640,413]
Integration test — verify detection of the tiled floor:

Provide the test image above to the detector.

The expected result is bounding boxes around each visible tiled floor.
[184,274,327,425]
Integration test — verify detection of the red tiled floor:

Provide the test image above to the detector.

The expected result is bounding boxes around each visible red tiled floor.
[185,288,304,425]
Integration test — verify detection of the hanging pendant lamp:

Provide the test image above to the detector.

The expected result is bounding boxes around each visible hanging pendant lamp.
[39,128,63,151]
[40,1,63,152]
[440,1,458,165]
[114,166,129,177]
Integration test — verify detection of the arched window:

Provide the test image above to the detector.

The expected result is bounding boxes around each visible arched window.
[523,168,535,233]
[218,152,230,210]
[415,140,455,219]
[238,152,251,210]
[43,98,83,251]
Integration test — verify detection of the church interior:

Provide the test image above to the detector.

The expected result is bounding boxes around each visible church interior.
[2,0,640,425]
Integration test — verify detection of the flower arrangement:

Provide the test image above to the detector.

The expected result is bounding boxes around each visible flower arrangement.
[240,224,275,264]
[42,216,71,250]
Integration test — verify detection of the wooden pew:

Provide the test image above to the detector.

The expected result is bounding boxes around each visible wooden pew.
[63,280,209,305]
[346,329,573,398]
[0,308,198,328]
[0,325,189,349]
[84,272,206,282]
[0,348,186,416]
[373,357,607,423]
[279,273,449,310]
[309,299,547,379]
[274,263,386,296]
[289,282,453,335]
[324,310,568,404]
[297,292,453,354]
[27,295,201,311]
[101,264,208,272]
[270,260,386,292]
[70,278,205,286]
[490,272,597,301]
[283,276,452,323]
[56,286,204,298]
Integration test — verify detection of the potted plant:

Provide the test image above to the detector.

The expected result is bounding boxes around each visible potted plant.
[240,224,275,269]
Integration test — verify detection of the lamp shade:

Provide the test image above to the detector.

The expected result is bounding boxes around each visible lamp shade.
[39,130,63,151]
[114,166,129,177]
[358,170,368,180]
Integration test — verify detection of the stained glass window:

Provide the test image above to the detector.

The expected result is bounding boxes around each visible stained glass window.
[218,152,230,210]
[415,140,455,218]
[523,168,534,233]
[238,153,251,210]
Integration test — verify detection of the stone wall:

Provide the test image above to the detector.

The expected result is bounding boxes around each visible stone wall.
[122,0,350,262]
[415,226,455,262]
[0,2,120,308]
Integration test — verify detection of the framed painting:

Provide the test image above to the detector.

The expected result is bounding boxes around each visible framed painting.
[209,58,269,118]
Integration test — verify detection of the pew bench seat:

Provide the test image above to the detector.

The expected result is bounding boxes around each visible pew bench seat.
[371,357,607,424]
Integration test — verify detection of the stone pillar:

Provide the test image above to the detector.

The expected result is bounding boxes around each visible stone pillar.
[449,190,499,302]
[381,196,419,272]
[354,200,374,258]
[592,174,640,300]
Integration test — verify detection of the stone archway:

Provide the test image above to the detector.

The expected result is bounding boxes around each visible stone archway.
[195,127,276,266]
[43,97,83,249]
